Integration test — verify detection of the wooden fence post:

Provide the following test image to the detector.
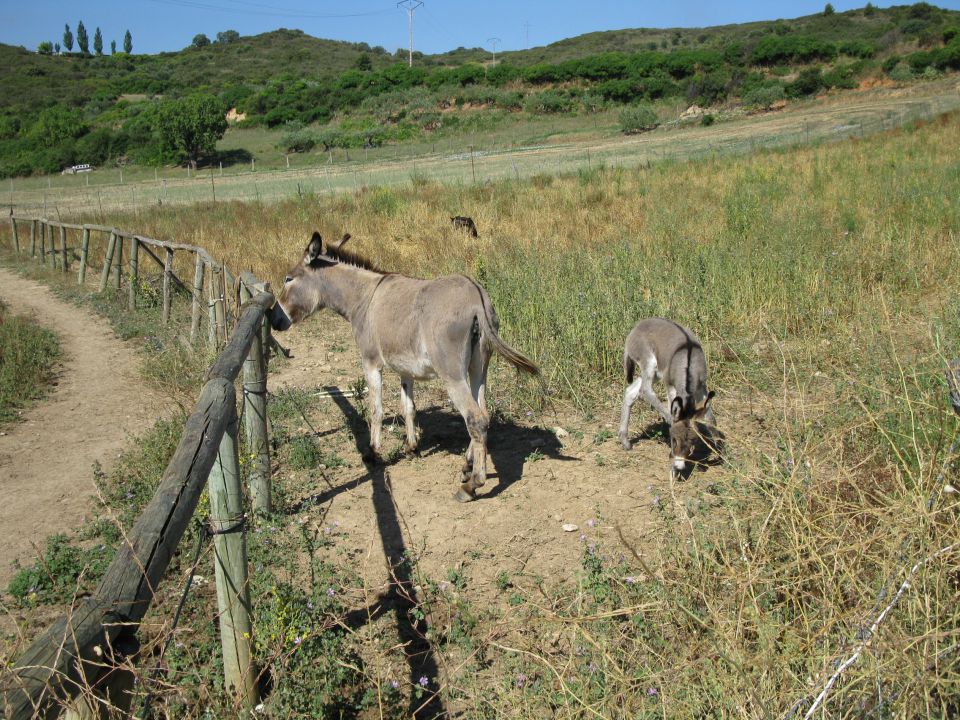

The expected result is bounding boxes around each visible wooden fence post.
[113,232,123,290]
[191,253,205,344]
[99,232,117,293]
[10,216,19,253]
[29,220,36,256]
[39,220,47,265]
[240,283,271,513]
[128,237,139,311]
[207,402,259,710]
[59,225,68,273]
[78,227,90,285]
[214,267,227,348]
[207,263,218,350]
[162,247,174,324]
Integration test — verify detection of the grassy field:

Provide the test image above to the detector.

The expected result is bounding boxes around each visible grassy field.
[7,79,960,215]
[3,103,960,717]
[0,299,60,426]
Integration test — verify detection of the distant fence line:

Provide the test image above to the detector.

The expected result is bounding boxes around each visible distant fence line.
[5,92,959,216]
[2,218,276,717]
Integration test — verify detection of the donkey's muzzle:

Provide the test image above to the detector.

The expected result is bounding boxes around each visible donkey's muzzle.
[269,302,292,332]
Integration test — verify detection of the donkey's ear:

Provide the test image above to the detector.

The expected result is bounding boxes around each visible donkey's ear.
[305,232,323,264]
[331,233,351,250]
[695,390,716,413]
[670,397,684,422]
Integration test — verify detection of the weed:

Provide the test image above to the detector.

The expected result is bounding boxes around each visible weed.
[287,435,322,470]
[0,299,61,425]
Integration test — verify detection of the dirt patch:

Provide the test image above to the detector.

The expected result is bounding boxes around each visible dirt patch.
[0,268,163,588]
[266,317,747,606]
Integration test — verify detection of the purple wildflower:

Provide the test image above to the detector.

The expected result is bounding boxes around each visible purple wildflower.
[515,673,528,688]
[293,635,302,646]
[418,676,429,687]
[625,576,637,584]
[579,534,587,542]
[390,679,399,690]
[588,662,598,673]
[586,519,597,528]
[307,601,314,610]
[327,587,336,597]
[647,687,658,696]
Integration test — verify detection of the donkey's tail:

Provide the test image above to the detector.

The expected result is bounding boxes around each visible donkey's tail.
[625,353,636,384]
[469,279,539,375]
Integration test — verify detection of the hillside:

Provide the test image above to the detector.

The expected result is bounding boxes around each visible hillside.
[1,3,959,178]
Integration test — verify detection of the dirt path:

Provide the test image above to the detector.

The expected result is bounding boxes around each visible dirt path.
[0,268,162,588]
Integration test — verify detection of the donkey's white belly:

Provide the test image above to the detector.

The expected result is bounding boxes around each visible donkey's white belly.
[386,353,438,381]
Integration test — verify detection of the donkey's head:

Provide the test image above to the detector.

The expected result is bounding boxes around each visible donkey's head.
[668,391,715,479]
[269,231,350,331]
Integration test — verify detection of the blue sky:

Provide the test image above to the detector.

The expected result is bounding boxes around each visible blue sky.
[2,1,959,56]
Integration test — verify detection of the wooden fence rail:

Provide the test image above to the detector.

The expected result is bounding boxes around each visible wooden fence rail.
[7,216,240,352]
[1,290,275,719]
[2,216,276,718]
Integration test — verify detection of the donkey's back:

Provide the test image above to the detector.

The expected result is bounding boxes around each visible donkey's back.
[624,317,708,394]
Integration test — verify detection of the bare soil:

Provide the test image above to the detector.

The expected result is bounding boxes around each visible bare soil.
[266,316,745,605]
[0,268,163,588]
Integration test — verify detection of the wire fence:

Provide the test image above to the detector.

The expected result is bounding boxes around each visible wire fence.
[7,88,960,218]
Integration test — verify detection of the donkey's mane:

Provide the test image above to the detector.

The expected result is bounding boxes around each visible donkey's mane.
[315,238,385,274]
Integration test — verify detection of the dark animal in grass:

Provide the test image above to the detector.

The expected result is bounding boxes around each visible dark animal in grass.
[451,216,479,238]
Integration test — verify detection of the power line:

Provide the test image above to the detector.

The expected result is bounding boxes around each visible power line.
[523,20,531,47]
[397,0,423,67]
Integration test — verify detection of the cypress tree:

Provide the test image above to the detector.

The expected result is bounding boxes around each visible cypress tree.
[63,24,73,52]
[76,21,89,54]
[123,30,132,54]
[93,27,103,55]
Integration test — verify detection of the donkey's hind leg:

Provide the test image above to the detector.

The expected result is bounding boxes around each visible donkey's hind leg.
[461,348,492,477]
[362,362,384,463]
[447,380,489,502]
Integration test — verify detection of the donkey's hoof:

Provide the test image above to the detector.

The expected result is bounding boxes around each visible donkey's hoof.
[619,435,632,451]
[403,444,419,459]
[453,484,477,502]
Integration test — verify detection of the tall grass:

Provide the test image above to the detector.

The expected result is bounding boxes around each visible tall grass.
[3,113,958,717]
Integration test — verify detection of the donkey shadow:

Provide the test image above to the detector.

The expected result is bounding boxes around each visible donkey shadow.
[398,405,577,500]
[631,419,726,481]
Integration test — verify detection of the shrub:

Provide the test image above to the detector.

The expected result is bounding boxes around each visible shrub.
[742,83,786,108]
[523,90,574,114]
[618,104,659,134]
[785,67,824,98]
[279,127,316,154]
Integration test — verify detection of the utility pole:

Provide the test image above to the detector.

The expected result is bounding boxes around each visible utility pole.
[397,0,423,67]
[523,21,531,47]
[487,37,501,66]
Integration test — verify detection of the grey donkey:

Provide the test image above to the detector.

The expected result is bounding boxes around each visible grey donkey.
[618,318,716,479]
[270,232,539,502]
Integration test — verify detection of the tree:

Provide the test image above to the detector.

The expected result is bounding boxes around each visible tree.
[864,2,876,15]
[192,33,211,48]
[216,29,240,44]
[824,3,835,15]
[123,30,132,54]
[93,27,103,55]
[55,42,61,54]
[77,21,89,54]
[111,40,116,54]
[38,41,54,55]
[354,53,372,71]
[63,24,73,52]
[156,94,227,169]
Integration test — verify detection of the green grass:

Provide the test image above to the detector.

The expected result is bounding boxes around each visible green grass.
[0,299,60,425]
[3,106,960,718]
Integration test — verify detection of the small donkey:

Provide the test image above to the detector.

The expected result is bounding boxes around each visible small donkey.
[270,232,539,501]
[618,318,716,479]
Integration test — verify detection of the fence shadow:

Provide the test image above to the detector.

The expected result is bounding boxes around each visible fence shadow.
[326,390,447,720]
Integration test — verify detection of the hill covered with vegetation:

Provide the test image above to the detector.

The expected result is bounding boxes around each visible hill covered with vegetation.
[1,3,959,177]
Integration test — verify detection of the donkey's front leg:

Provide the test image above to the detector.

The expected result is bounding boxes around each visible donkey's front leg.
[400,378,418,456]
[363,363,384,463]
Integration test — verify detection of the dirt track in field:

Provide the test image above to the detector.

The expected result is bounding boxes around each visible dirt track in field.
[0,268,162,588]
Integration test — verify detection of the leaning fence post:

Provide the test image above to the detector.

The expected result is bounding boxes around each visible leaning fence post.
[99,232,117,293]
[207,401,259,710]
[128,236,139,310]
[240,283,271,514]
[191,253,205,345]
[59,225,68,273]
[10,216,19,253]
[162,247,174,324]
[78,226,90,285]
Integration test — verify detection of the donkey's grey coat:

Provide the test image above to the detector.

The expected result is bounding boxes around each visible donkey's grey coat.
[271,233,538,501]
[618,318,716,479]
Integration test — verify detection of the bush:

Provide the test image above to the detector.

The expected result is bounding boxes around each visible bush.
[742,83,786,108]
[523,90,574,114]
[618,104,659,134]
[785,67,824,98]
[279,127,316,154]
